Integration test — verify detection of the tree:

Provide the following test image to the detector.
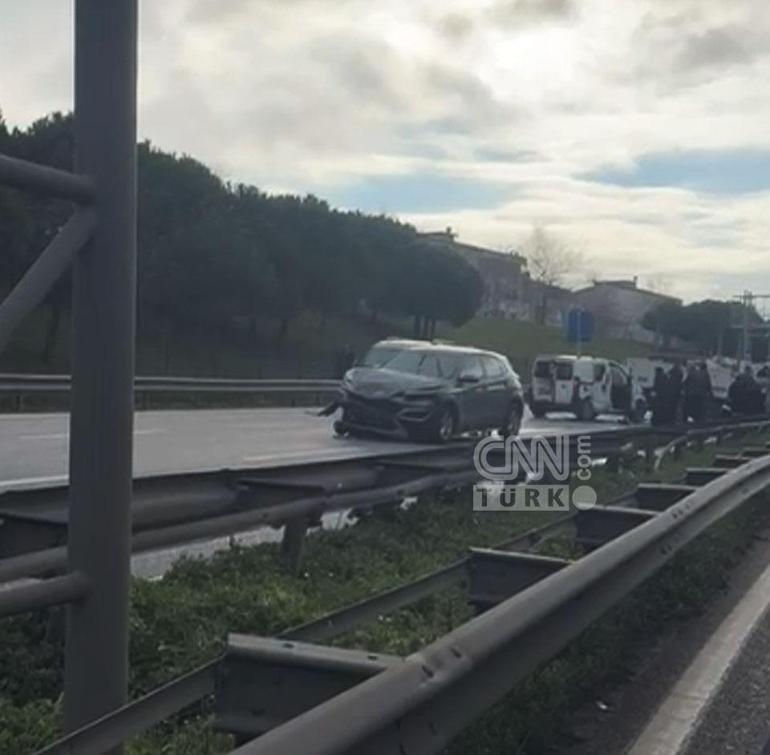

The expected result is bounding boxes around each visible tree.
[522,226,582,287]
[0,106,489,374]
[520,226,582,324]
[642,299,755,355]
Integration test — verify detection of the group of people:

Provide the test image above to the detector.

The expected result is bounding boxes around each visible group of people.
[650,362,713,426]
[651,361,768,426]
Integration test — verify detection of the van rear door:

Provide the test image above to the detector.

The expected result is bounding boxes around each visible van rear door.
[553,361,575,406]
[533,360,555,403]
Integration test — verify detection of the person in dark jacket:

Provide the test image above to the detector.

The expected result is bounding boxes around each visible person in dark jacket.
[684,363,711,423]
[651,367,669,426]
[667,362,684,423]
[682,364,698,422]
[729,366,763,415]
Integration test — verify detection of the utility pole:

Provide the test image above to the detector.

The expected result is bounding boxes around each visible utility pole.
[743,290,751,365]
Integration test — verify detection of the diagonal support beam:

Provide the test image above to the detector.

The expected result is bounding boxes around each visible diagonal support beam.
[0,207,96,354]
[0,153,95,203]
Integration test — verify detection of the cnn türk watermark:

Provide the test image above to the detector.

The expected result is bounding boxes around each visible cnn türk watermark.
[472,434,597,512]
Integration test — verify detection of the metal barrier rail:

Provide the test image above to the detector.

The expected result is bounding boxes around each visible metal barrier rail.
[27,419,770,755]
[0,373,340,395]
[231,435,770,755]
[0,424,657,586]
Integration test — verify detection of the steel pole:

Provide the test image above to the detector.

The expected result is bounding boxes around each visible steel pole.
[64,0,138,740]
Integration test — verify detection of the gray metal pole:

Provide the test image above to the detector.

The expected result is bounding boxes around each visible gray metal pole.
[64,0,138,741]
[0,208,95,354]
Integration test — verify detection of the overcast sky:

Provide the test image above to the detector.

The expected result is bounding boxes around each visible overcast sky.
[2,0,769,301]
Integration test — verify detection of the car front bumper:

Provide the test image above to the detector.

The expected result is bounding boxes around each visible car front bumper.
[336,390,442,439]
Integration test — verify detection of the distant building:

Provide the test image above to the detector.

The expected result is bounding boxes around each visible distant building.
[418,229,574,325]
[574,278,681,343]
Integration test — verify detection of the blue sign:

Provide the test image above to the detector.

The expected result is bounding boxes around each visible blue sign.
[565,308,594,344]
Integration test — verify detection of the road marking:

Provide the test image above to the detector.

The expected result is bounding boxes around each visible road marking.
[0,474,68,489]
[628,556,770,755]
[19,428,165,441]
[241,446,400,464]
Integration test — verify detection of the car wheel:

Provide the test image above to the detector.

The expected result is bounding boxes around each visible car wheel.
[432,405,457,443]
[530,402,547,419]
[501,402,523,437]
[577,398,595,422]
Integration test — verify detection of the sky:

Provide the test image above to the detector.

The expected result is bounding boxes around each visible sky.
[2,0,770,301]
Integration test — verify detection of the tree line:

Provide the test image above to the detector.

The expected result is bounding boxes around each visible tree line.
[643,299,766,360]
[0,110,483,368]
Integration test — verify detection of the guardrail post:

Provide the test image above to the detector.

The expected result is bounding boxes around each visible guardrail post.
[63,0,137,744]
[644,438,655,470]
[281,517,308,574]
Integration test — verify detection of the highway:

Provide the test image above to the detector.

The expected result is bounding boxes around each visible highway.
[0,407,626,490]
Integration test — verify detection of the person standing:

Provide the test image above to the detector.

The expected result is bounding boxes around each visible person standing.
[651,366,669,426]
[697,362,713,422]
[667,362,684,424]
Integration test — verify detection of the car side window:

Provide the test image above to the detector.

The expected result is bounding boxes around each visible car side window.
[462,357,484,380]
[594,363,607,381]
[481,355,505,378]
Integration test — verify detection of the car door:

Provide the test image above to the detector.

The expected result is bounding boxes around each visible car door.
[609,363,631,411]
[592,361,611,412]
[455,355,487,429]
[553,361,575,407]
[481,355,510,424]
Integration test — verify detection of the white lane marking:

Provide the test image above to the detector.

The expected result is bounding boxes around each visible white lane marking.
[0,474,68,489]
[628,556,770,755]
[241,446,413,464]
[18,428,165,441]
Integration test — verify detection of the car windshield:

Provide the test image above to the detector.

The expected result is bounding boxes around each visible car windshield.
[377,349,465,379]
[383,350,425,374]
[359,345,402,367]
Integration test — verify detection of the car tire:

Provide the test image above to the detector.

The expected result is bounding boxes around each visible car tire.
[530,402,547,418]
[429,405,457,443]
[500,402,523,437]
[577,398,595,422]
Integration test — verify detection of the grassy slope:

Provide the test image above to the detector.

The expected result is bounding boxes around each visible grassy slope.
[447,318,652,376]
[2,310,651,379]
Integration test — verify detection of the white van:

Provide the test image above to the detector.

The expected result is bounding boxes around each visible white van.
[529,354,646,422]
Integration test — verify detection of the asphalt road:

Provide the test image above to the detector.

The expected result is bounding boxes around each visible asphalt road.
[0,407,625,490]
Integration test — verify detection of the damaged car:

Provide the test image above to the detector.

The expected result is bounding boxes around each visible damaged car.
[329,340,525,442]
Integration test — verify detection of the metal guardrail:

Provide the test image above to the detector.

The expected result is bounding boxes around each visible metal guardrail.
[0,373,340,396]
[0,425,654,584]
[22,419,770,755]
[230,434,770,755]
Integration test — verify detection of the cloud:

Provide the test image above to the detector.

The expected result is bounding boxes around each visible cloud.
[677,27,751,70]
[489,0,575,27]
[3,0,770,301]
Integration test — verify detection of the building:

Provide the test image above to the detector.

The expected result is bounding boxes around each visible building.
[418,229,574,325]
[419,230,528,318]
[574,278,681,343]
